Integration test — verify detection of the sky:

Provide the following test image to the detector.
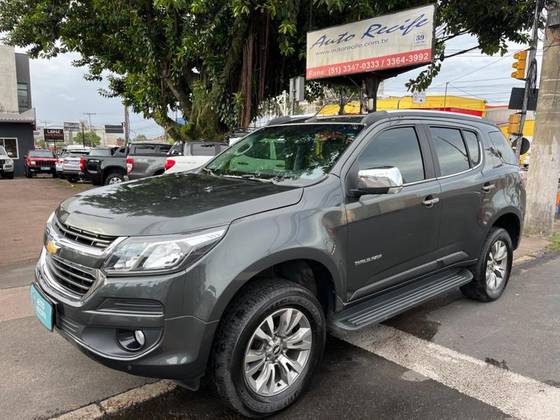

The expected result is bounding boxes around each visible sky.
[21,33,542,137]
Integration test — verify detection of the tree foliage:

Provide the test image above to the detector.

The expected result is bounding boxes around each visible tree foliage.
[75,131,101,147]
[0,1,537,139]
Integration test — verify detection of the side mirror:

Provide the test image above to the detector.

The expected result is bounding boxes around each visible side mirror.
[352,167,403,196]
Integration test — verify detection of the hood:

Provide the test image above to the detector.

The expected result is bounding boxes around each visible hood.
[56,173,303,236]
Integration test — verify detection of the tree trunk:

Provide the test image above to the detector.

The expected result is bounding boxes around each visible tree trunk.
[524,10,560,235]
[239,27,255,128]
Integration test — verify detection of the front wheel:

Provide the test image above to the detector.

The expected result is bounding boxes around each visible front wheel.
[461,228,513,301]
[211,279,326,417]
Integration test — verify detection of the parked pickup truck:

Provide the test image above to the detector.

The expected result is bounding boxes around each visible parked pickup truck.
[32,111,526,417]
[60,148,91,182]
[126,142,172,180]
[164,141,228,174]
[82,146,127,185]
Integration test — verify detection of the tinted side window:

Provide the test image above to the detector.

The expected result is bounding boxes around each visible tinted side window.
[430,127,469,176]
[488,131,517,165]
[462,131,480,165]
[358,127,425,184]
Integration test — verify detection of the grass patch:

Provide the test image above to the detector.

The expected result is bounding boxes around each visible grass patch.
[547,233,560,252]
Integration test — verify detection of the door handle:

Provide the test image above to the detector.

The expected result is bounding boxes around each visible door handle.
[423,195,440,208]
[482,183,495,193]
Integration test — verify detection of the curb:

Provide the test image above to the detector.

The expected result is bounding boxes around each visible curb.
[52,380,176,419]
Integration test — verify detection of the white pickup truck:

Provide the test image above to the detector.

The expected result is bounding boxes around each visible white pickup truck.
[164,141,228,174]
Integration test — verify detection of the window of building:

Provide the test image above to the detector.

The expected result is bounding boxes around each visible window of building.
[358,127,425,184]
[462,131,481,166]
[430,127,470,176]
[17,83,30,112]
[488,131,517,165]
[0,138,19,159]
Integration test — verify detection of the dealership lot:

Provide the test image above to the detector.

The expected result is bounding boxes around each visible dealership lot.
[0,178,559,419]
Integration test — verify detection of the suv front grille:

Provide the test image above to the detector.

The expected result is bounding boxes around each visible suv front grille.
[46,255,97,297]
[54,219,117,249]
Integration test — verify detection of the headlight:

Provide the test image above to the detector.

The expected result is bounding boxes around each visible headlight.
[103,227,227,274]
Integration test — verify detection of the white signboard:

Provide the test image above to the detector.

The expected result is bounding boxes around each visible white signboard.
[413,91,427,104]
[306,5,435,80]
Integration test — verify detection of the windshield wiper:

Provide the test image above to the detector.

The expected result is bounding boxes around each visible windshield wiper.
[221,174,274,183]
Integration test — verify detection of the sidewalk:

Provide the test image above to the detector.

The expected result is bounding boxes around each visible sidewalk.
[513,235,552,265]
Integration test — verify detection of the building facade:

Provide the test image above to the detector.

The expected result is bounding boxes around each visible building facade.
[0,45,35,176]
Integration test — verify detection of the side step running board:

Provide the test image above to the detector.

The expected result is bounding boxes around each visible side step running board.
[330,268,473,331]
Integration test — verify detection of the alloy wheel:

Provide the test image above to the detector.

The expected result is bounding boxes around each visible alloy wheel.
[243,308,312,397]
[108,176,123,184]
[486,239,509,291]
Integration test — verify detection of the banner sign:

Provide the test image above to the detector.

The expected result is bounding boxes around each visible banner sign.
[306,5,435,80]
[105,124,124,134]
[44,128,64,142]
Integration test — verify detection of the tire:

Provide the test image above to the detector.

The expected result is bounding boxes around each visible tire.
[25,169,32,178]
[211,278,326,418]
[104,170,125,185]
[67,177,78,183]
[461,227,513,302]
[1,172,14,179]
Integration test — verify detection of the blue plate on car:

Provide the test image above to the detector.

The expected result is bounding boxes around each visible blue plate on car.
[30,284,54,331]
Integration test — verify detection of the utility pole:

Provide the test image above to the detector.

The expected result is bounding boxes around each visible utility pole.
[524,1,560,235]
[124,105,130,146]
[443,82,449,108]
[80,121,86,147]
[514,0,544,162]
[83,112,96,132]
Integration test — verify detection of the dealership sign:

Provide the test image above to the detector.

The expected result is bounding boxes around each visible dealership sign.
[44,128,64,142]
[306,5,435,80]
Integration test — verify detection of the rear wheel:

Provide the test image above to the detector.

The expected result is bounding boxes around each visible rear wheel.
[461,228,513,301]
[104,171,125,185]
[211,279,325,417]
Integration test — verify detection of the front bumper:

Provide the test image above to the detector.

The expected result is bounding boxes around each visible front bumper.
[34,249,218,381]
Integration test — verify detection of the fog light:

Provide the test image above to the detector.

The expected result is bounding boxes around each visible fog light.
[117,329,146,352]
[134,330,146,347]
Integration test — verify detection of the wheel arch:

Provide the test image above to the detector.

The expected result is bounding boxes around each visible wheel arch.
[207,250,341,323]
[489,208,522,250]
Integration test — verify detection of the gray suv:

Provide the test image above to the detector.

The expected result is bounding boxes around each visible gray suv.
[32,111,524,417]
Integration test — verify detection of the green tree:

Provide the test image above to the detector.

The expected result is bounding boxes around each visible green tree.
[0,1,537,138]
[75,131,101,147]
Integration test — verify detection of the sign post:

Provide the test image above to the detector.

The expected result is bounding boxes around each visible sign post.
[306,5,435,113]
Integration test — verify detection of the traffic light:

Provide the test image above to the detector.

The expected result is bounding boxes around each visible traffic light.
[511,51,527,80]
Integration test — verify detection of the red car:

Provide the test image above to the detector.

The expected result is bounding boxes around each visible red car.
[25,149,58,178]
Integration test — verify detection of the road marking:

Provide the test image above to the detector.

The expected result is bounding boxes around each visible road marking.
[52,380,175,419]
[0,285,33,322]
[335,324,560,420]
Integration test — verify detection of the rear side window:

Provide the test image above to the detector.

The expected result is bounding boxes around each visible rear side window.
[157,144,171,155]
[430,127,469,176]
[488,131,517,165]
[191,144,219,156]
[462,131,480,166]
[130,145,156,155]
[358,127,425,184]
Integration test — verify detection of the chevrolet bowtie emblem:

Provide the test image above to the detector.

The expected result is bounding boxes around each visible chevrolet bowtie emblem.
[46,240,60,255]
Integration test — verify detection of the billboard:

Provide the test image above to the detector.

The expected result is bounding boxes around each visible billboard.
[44,128,64,142]
[105,124,124,134]
[306,5,435,80]
[63,122,80,131]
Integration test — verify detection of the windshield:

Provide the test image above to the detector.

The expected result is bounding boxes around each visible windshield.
[206,124,362,184]
[0,146,6,156]
[29,150,55,158]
